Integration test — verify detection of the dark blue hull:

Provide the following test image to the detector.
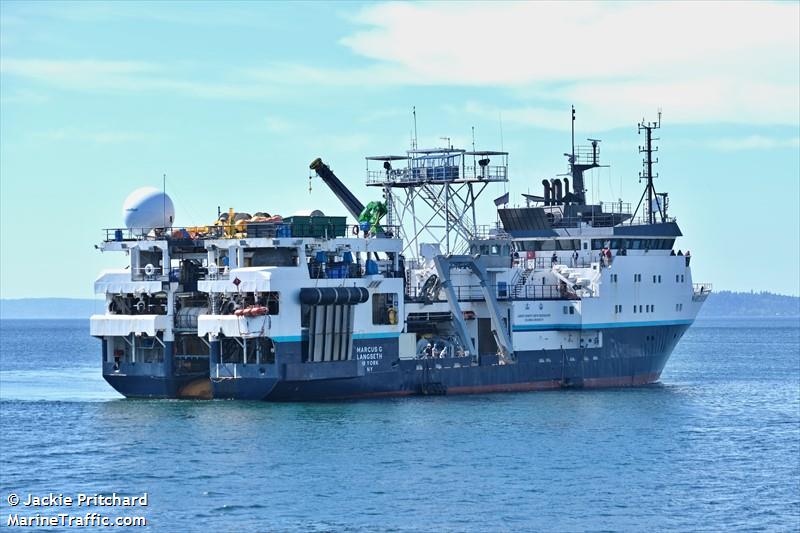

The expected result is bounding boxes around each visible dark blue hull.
[103,362,210,399]
[209,324,689,401]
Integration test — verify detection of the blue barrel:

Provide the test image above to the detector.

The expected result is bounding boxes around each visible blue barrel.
[114,229,123,241]
[276,223,292,238]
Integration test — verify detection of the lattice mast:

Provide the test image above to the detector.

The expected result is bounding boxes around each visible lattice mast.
[634,111,665,224]
[366,147,508,259]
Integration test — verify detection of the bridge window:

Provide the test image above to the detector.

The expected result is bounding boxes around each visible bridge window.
[608,238,677,250]
[518,239,580,251]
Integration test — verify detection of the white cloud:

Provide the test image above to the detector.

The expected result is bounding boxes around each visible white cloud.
[707,135,800,151]
[341,1,800,127]
[3,2,797,129]
[33,128,152,144]
[262,115,293,133]
[0,58,278,100]
[0,88,49,105]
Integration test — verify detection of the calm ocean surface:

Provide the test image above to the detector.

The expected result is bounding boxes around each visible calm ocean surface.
[1,318,798,532]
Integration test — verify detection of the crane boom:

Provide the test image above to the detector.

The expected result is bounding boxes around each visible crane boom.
[309,158,365,221]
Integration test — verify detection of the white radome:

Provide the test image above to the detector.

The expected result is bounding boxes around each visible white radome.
[123,187,175,234]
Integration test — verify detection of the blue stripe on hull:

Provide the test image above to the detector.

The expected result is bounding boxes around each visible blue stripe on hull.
[512,318,694,331]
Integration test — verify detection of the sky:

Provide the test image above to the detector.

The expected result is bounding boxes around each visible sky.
[1,0,798,299]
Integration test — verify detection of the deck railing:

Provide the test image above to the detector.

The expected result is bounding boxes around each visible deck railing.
[103,223,403,243]
[692,283,712,301]
[407,283,571,302]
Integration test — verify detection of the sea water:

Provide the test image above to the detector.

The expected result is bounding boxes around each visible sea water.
[1,318,798,531]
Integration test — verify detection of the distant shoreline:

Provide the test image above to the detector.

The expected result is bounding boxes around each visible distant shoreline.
[2,316,798,321]
[2,292,798,320]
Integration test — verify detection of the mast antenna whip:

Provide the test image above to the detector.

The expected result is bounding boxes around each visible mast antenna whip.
[571,105,575,165]
[162,173,167,228]
[412,106,418,150]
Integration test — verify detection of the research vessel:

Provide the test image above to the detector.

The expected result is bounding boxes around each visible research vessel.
[91,112,710,400]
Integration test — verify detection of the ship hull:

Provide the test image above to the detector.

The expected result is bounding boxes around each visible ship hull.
[209,323,689,401]
[103,362,211,399]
